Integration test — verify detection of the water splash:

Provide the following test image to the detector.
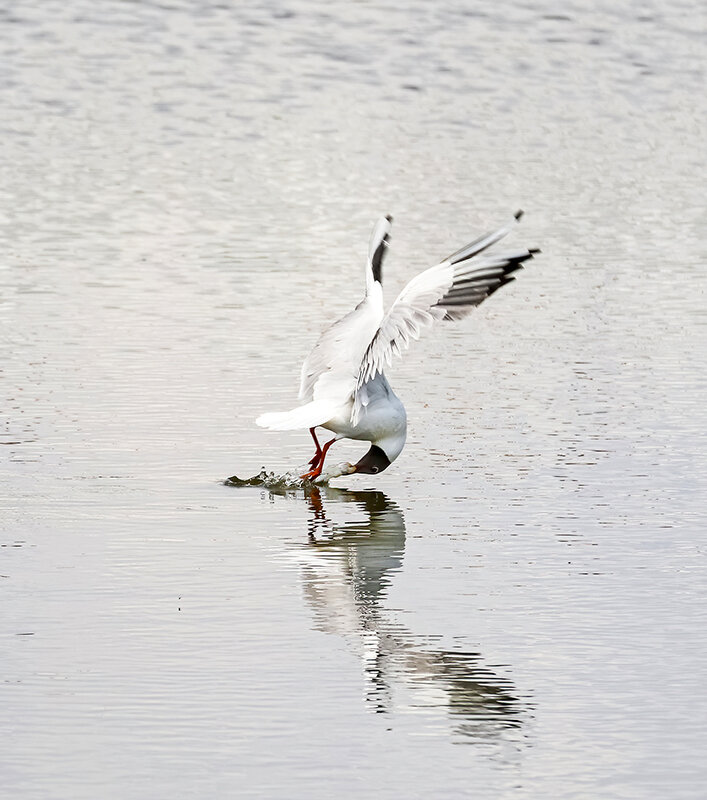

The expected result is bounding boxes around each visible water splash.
[225,461,355,490]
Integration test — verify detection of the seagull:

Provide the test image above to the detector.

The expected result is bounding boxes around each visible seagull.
[256,212,538,480]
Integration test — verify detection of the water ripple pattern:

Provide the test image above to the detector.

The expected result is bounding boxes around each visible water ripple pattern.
[1,1,705,799]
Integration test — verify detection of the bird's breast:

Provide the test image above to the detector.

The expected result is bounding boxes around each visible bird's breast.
[323,375,406,443]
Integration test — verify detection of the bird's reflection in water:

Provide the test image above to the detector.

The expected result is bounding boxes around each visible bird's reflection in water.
[295,485,527,746]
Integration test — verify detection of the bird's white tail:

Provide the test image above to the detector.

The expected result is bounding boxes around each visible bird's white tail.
[256,400,337,431]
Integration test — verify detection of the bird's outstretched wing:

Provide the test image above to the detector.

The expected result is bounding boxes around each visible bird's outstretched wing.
[353,212,537,422]
[298,216,393,404]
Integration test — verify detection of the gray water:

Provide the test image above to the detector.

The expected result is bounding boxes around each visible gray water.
[2,1,706,798]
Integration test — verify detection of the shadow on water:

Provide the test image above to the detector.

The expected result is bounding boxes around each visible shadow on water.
[292,486,529,746]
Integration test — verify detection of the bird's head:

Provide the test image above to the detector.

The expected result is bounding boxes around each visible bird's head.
[352,444,393,475]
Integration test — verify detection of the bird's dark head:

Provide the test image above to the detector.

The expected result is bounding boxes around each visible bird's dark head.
[353,444,392,475]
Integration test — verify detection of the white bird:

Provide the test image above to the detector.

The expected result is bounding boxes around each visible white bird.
[256,212,539,480]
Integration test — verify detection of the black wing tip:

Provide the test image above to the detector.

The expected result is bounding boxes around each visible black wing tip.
[487,276,516,297]
[514,209,524,221]
[529,247,541,254]
[371,218,393,284]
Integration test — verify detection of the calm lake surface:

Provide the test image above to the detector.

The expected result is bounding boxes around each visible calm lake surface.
[2,1,706,797]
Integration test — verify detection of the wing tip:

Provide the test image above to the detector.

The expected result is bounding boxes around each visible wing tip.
[370,216,393,284]
[514,209,524,221]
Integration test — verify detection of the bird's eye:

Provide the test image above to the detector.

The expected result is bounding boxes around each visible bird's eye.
[371,466,379,473]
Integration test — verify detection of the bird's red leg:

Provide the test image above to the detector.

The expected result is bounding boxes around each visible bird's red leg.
[301,438,337,481]
[308,427,323,467]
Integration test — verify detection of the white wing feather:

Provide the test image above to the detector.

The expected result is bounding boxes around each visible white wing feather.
[298,292,383,405]
[352,212,537,423]
[297,216,392,405]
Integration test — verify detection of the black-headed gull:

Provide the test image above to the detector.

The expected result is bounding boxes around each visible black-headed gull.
[257,212,538,479]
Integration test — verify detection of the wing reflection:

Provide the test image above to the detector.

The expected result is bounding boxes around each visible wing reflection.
[297,486,527,744]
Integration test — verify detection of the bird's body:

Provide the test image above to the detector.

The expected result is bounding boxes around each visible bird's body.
[320,373,407,458]
[256,212,538,478]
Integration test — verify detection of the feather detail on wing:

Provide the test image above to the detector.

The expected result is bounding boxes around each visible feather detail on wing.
[297,217,392,405]
[352,211,538,424]
[297,293,384,403]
